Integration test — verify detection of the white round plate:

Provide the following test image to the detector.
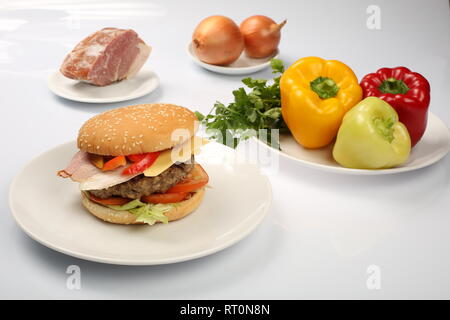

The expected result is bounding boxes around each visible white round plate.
[187,43,279,75]
[9,142,271,265]
[257,112,450,175]
[48,67,159,103]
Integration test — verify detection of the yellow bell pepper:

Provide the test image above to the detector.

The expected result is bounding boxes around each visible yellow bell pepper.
[280,57,363,148]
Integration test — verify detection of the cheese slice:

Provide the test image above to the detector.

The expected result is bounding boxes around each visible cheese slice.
[143,136,209,177]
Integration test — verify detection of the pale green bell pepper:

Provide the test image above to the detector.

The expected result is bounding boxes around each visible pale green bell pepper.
[332,97,411,169]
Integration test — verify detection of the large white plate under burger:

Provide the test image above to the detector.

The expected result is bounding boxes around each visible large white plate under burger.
[257,112,450,175]
[187,43,279,75]
[9,142,271,265]
[48,67,159,104]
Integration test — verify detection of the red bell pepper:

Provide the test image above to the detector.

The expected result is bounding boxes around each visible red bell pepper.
[127,154,147,163]
[360,67,430,147]
[102,156,126,171]
[122,151,160,175]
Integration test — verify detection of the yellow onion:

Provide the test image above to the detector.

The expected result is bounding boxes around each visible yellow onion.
[192,15,244,66]
[240,15,286,58]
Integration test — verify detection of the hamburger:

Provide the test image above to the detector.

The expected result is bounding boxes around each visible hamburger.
[58,103,209,225]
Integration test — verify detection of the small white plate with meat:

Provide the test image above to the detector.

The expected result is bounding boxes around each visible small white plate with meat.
[187,43,279,75]
[9,141,272,265]
[48,67,160,103]
[49,27,159,103]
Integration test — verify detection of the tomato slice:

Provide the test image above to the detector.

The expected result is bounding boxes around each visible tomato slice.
[102,156,126,171]
[89,193,131,205]
[141,192,189,204]
[166,164,209,193]
[123,151,160,175]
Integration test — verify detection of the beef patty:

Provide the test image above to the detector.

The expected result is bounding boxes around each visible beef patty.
[89,158,195,199]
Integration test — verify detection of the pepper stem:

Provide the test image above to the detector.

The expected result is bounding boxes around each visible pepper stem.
[310,77,339,99]
[373,117,395,143]
[378,78,409,95]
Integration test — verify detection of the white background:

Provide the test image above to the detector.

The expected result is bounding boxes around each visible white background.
[1,0,449,299]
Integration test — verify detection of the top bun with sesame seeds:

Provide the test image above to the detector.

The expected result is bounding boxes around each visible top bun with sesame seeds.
[77,103,199,156]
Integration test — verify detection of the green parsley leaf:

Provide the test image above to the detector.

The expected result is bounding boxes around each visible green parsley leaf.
[195,111,205,121]
[271,58,285,74]
[196,59,289,149]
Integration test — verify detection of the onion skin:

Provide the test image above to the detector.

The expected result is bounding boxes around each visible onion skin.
[192,15,244,66]
[240,15,286,58]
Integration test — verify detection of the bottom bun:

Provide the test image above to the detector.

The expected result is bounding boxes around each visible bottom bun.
[81,189,205,225]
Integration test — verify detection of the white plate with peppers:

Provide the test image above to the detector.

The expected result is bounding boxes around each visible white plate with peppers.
[267,62,450,175]
[260,111,450,175]
[198,57,450,175]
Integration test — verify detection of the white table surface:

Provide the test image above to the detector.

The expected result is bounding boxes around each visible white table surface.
[1,0,449,299]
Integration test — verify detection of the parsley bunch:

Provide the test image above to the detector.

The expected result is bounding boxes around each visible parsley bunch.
[195,59,288,148]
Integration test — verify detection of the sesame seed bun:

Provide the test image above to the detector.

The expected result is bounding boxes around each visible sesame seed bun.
[81,188,205,225]
[77,103,198,156]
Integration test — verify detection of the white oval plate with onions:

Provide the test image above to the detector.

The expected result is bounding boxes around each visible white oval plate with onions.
[187,43,279,75]
[9,141,271,265]
[48,67,159,103]
[256,112,450,175]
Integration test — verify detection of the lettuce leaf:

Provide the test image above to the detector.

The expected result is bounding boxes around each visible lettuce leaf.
[107,199,145,211]
[106,199,172,225]
[129,204,170,225]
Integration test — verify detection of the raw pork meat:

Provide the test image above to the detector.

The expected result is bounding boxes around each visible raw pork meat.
[60,28,151,86]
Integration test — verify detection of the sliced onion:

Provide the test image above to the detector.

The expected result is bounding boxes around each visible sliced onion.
[240,15,286,58]
[192,15,244,66]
